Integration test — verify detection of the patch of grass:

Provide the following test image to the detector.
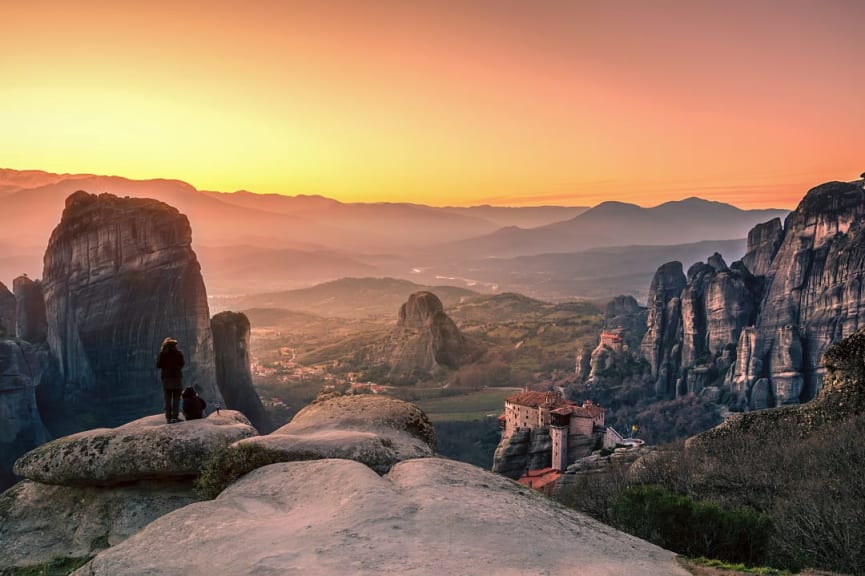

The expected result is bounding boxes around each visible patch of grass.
[195,443,318,500]
[690,557,791,575]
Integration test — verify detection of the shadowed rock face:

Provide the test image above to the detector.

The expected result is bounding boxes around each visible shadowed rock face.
[0,283,15,338]
[638,180,865,410]
[641,261,686,397]
[12,276,47,343]
[211,311,271,433]
[42,191,222,430]
[72,458,690,576]
[0,339,51,489]
[738,181,865,405]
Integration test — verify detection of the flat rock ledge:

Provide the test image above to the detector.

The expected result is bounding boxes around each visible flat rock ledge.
[237,394,436,474]
[74,458,690,576]
[13,410,258,486]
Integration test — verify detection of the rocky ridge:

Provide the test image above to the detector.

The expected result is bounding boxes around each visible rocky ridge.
[640,179,865,409]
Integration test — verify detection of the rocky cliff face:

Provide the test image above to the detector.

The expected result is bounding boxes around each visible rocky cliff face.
[640,179,865,410]
[0,282,15,337]
[603,295,647,347]
[42,191,222,430]
[0,339,51,489]
[386,291,478,382]
[12,276,47,343]
[211,311,271,433]
[641,261,686,397]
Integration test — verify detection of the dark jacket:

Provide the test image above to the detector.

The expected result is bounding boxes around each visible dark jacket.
[181,386,206,420]
[157,345,185,389]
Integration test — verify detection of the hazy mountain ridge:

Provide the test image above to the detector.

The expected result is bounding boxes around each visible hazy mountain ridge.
[444,197,788,258]
[0,168,789,304]
[211,277,481,318]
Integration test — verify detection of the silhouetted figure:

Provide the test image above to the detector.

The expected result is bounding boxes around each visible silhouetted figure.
[181,386,207,420]
[156,337,185,423]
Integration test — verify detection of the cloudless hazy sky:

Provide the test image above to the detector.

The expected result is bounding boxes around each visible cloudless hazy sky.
[2,0,864,207]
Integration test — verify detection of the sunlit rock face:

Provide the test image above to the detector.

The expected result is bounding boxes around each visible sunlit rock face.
[42,191,222,430]
[387,291,480,381]
[738,181,865,405]
[0,339,51,489]
[211,311,271,433]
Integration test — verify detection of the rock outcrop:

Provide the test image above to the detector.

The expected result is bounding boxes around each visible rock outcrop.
[0,282,15,337]
[13,410,256,486]
[12,275,47,343]
[0,479,197,568]
[603,295,647,347]
[73,458,690,576]
[41,191,222,430]
[0,339,50,489]
[211,311,271,433]
[688,326,865,452]
[236,394,435,474]
[642,180,865,410]
[386,291,479,382]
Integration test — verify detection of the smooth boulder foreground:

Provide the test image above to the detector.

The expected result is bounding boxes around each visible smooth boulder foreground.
[74,458,690,576]
[234,393,436,473]
[13,410,257,486]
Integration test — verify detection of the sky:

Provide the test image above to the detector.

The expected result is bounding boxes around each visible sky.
[1,0,863,208]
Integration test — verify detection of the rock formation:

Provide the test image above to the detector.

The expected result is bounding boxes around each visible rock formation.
[72,458,690,576]
[0,478,198,569]
[14,411,256,486]
[211,311,271,433]
[637,179,865,410]
[236,393,435,474]
[491,428,550,479]
[0,339,51,489]
[0,282,15,337]
[1,410,253,568]
[386,291,479,382]
[603,295,647,348]
[41,191,222,430]
[12,275,47,343]
[641,261,686,397]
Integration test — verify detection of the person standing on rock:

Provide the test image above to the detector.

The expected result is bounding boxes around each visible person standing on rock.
[156,337,185,423]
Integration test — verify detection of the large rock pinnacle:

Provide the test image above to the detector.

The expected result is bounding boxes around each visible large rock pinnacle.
[42,191,222,430]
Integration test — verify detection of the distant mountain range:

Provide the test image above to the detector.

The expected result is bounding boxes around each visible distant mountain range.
[0,168,789,301]
[441,198,788,259]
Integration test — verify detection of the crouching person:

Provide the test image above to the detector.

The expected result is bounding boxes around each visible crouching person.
[182,386,207,420]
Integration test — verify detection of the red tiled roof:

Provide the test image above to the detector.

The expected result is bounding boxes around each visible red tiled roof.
[518,468,563,491]
[505,391,572,408]
[549,402,605,418]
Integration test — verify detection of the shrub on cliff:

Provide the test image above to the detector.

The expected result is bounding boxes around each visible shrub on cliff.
[611,485,771,565]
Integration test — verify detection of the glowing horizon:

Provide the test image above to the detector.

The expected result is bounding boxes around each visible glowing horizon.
[2,1,863,210]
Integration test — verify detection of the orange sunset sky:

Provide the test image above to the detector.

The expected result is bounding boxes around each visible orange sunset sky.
[2,0,864,208]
